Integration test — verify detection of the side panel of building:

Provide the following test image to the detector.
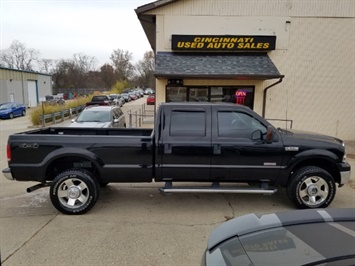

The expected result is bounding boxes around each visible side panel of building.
[37,75,52,99]
[158,15,290,52]
[266,17,355,140]
[147,0,353,18]
[0,68,52,107]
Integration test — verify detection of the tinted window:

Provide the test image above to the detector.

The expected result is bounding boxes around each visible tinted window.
[170,110,206,136]
[218,111,267,139]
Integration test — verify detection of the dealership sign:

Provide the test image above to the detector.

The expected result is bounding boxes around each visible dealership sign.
[172,35,276,51]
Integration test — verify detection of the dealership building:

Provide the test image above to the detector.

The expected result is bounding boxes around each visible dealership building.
[0,67,52,108]
[136,0,354,140]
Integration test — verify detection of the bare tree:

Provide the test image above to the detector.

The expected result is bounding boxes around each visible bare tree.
[0,40,39,71]
[73,53,97,74]
[135,51,155,89]
[38,58,54,74]
[100,64,116,88]
[52,53,98,90]
[110,49,134,81]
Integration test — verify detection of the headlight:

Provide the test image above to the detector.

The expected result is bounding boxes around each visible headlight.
[342,142,347,162]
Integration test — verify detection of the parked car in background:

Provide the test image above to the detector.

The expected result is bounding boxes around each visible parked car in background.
[203,208,355,266]
[132,90,141,99]
[86,95,114,107]
[0,102,26,119]
[128,92,137,101]
[121,93,131,102]
[109,94,125,107]
[144,88,154,95]
[146,94,155,105]
[136,89,145,97]
[45,95,65,105]
[69,105,126,128]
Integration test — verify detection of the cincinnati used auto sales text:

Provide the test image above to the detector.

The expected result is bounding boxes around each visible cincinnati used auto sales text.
[176,37,270,49]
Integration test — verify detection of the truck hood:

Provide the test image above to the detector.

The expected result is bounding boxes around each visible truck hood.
[279,128,344,146]
[68,122,111,128]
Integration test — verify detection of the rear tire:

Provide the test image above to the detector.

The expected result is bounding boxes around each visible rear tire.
[287,166,336,209]
[22,110,26,116]
[50,169,99,215]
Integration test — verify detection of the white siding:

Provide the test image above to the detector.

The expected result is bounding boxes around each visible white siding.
[147,0,354,17]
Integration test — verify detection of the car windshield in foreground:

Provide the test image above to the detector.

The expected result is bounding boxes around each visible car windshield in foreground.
[76,110,111,122]
[207,221,355,266]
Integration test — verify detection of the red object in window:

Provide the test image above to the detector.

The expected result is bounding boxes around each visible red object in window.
[236,97,245,104]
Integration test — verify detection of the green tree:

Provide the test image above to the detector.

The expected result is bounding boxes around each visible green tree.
[111,80,130,93]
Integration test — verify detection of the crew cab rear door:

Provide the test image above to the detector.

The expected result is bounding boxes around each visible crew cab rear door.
[155,105,212,182]
[211,105,284,182]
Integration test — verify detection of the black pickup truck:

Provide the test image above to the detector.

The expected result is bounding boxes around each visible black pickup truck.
[2,103,351,214]
[85,95,113,106]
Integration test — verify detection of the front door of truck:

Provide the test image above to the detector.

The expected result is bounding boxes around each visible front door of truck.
[155,105,212,182]
[210,106,284,182]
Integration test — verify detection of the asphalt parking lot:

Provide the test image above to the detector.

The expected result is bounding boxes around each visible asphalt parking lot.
[1,98,354,265]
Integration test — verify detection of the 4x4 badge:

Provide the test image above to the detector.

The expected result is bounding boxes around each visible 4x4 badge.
[19,143,39,149]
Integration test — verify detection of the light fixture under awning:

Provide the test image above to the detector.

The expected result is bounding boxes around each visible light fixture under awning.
[155,52,284,80]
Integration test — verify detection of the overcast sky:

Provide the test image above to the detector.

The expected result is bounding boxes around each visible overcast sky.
[0,0,153,68]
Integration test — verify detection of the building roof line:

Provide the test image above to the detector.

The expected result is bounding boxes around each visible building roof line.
[0,67,52,77]
[135,0,180,15]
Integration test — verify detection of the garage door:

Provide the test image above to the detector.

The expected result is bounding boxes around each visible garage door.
[27,80,38,107]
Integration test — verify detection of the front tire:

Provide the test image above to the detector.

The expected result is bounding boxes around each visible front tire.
[50,169,99,215]
[22,110,26,116]
[287,166,336,209]
[9,113,14,119]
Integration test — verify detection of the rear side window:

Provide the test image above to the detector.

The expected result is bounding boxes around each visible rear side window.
[170,110,206,136]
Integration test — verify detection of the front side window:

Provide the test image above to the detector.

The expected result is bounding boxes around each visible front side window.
[170,110,206,136]
[218,111,267,139]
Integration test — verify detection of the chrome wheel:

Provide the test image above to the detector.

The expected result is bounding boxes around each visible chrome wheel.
[50,169,99,214]
[298,176,329,206]
[57,178,89,208]
[287,166,335,209]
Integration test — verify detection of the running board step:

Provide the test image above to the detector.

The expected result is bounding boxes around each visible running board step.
[159,182,277,195]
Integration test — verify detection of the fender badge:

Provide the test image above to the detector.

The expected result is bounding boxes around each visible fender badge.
[285,147,299,151]
[264,162,277,166]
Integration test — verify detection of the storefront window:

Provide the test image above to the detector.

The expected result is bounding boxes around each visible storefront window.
[166,87,187,102]
[217,87,254,109]
[166,86,255,109]
[188,87,208,102]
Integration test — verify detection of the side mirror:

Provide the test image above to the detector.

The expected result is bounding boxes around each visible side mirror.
[266,125,274,143]
[71,119,75,123]
[114,119,119,123]
[251,130,263,142]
